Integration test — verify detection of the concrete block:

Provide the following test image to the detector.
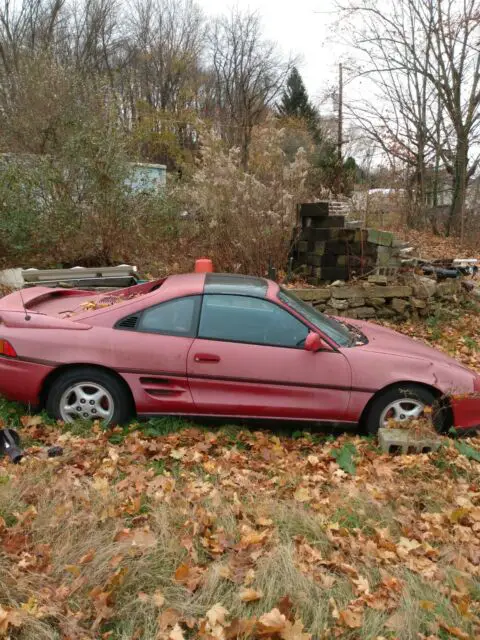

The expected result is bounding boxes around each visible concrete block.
[311,215,346,229]
[377,307,396,318]
[412,277,437,299]
[391,298,410,313]
[354,306,376,319]
[331,286,366,299]
[367,229,394,246]
[307,253,325,266]
[369,297,386,308]
[368,274,388,285]
[290,288,332,302]
[313,242,326,255]
[376,245,397,267]
[411,297,427,309]
[353,229,369,242]
[378,428,441,455]
[307,228,354,242]
[365,285,413,298]
[328,298,349,310]
[349,297,366,308]
[436,280,460,298]
[299,202,329,217]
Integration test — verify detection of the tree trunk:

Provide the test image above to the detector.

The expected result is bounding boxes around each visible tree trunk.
[241,125,252,170]
[446,137,468,237]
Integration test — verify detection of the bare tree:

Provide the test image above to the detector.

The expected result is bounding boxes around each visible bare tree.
[209,10,293,169]
[417,0,480,235]
[336,0,480,235]
[124,0,205,113]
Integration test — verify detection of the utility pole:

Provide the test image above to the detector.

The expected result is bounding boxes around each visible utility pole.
[337,62,343,162]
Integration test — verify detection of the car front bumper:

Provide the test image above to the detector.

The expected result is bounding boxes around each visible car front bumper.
[451,394,480,432]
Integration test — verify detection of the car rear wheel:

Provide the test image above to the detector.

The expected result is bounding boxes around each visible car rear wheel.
[365,384,441,435]
[46,368,132,426]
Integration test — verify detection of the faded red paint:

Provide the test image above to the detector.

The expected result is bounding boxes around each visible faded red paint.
[0,273,478,430]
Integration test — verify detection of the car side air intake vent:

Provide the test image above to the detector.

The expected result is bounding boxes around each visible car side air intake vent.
[117,315,139,330]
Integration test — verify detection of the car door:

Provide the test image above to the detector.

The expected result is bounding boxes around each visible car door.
[114,295,201,415]
[187,294,352,421]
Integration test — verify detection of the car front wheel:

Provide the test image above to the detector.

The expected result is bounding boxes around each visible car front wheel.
[46,367,132,426]
[365,384,441,435]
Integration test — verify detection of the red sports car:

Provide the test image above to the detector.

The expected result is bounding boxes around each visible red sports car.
[0,273,479,433]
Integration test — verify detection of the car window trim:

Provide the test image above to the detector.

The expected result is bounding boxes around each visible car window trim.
[115,294,202,338]
[197,293,311,349]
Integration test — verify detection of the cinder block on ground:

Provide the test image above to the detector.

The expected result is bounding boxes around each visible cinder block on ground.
[310,215,346,229]
[378,428,441,455]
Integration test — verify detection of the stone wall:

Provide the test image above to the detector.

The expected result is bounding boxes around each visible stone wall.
[290,277,464,320]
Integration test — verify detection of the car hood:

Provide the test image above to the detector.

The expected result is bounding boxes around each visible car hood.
[347,319,471,370]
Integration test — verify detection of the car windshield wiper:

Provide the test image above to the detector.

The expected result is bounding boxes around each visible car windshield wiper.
[331,318,357,347]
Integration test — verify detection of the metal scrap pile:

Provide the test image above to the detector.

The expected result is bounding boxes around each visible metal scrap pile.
[400,252,478,280]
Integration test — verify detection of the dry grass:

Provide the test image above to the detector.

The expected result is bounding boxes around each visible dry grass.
[0,422,477,639]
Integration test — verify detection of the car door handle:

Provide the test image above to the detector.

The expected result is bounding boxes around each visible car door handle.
[194,353,220,363]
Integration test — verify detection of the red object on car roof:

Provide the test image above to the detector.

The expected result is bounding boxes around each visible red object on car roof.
[194,258,213,273]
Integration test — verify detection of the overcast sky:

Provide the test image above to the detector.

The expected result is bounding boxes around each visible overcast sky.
[199,0,344,113]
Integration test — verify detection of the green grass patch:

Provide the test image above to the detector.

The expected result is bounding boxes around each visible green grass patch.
[137,416,193,438]
[455,440,480,462]
[331,442,357,474]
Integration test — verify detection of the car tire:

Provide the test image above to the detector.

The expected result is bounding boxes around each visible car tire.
[365,384,442,436]
[46,367,133,426]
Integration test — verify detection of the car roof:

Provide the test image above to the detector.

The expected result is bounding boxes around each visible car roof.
[203,273,268,297]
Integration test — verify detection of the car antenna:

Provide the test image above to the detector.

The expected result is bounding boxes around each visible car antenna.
[19,287,31,321]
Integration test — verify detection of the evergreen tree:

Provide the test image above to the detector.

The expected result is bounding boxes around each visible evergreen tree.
[278,67,318,125]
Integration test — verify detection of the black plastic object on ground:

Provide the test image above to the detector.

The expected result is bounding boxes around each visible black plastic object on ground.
[0,429,23,463]
[47,445,63,458]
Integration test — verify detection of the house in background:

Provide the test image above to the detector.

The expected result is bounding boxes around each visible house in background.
[126,162,167,193]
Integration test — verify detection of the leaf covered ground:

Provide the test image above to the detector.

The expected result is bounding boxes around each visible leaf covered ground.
[0,309,479,640]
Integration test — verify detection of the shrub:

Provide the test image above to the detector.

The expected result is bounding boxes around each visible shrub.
[180,122,313,275]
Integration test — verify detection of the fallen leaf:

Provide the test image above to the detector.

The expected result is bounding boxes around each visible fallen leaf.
[0,605,23,634]
[206,603,229,627]
[294,487,311,502]
[64,564,81,576]
[258,608,287,633]
[79,549,96,564]
[339,609,363,629]
[174,563,190,582]
[169,623,185,640]
[281,618,312,640]
[239,587,263,602]
[277,595,294,620]
[157,608,181,631]
[439,622,470,639]
[131,528,157,548]
[153,590,165,608]
[20,415,43,427]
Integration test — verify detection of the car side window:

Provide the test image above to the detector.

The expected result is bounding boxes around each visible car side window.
[198,294,309,348]
[136,295,200,337]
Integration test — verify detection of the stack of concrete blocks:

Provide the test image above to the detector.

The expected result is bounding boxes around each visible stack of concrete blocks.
[294,202,402,284]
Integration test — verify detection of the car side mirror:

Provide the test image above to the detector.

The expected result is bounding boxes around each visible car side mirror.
[304,331,324,352]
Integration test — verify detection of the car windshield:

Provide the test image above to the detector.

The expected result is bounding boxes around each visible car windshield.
[278,287,353,347]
